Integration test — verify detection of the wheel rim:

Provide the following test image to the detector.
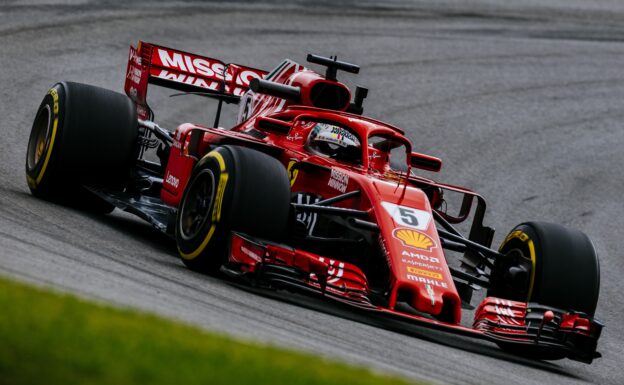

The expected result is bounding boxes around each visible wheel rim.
[179,169,216,241]
[26,104,52,172]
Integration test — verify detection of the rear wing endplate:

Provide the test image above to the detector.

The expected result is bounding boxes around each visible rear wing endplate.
[124,41,267,119]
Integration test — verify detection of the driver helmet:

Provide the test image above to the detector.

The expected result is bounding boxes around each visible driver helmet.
[307,122,361,163]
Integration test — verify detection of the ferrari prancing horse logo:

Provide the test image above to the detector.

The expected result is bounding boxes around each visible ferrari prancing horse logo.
[287,160,299,187]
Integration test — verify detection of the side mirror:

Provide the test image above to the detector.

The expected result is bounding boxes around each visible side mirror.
[410,152,442,172]
[254,117,292,135]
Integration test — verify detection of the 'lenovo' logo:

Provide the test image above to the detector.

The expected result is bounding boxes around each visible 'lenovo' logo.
[165,172,180,189]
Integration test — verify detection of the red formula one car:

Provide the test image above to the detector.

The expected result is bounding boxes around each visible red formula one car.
[25,41,602,363]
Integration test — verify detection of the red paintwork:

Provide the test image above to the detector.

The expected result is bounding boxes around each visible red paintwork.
[230,233,600,348]
[474,297,531,336]
[473,297,600,342]
[560,313,593,334]
[231,233,370,300]
[124,41,267,120]
[161,123,195,205]
[151,49,496,326]
[124,42,601,361]
[165,103,463,322]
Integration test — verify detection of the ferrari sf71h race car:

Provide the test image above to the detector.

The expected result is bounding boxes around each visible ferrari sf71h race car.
[25,41,602,363]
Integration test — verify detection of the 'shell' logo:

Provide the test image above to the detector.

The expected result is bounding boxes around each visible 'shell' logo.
[393,228,436,251]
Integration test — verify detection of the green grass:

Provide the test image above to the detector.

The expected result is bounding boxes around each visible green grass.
[0,276,417,385]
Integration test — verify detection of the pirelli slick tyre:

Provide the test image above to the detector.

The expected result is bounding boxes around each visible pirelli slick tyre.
[489,222,600,316]
[176,145,291,273]
[488,222,600,361]
[25,82,138,212]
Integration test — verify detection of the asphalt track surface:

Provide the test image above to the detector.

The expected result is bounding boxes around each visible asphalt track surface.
[1,1,624,384]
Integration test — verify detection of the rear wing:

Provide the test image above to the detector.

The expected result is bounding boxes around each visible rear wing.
[124,41,267,120]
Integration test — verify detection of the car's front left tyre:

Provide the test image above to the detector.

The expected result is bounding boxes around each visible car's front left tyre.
[489,221,600,316]
[487,221,600,360]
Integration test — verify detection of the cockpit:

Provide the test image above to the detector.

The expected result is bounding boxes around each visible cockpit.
[305,122,362,164]
[301,119,410,174]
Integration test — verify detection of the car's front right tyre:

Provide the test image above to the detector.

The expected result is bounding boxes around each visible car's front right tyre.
[176,145,291,273]
[25,82,138,212]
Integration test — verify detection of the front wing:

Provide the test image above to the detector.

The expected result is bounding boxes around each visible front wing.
[223,232,603,364]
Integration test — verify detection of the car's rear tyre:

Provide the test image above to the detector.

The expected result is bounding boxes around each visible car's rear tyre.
[25,82,138,213]
[175,145,291,273]
[488,222,600,360]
